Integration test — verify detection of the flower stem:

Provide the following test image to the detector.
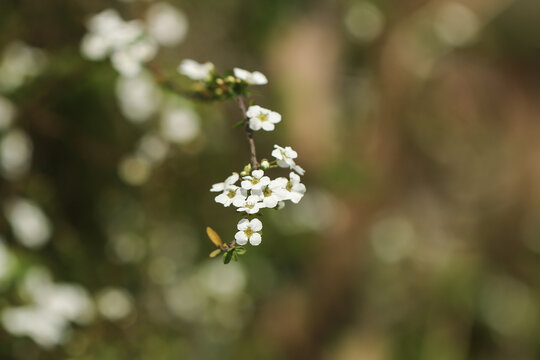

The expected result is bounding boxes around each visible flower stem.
[236,96,259,170]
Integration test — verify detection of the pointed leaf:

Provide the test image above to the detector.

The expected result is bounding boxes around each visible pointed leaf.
[206,227,223,247]
[223,250,234,264]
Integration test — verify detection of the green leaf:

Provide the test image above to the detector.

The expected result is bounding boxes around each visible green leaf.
[223,250,234,264]
[235,247,246,255]
[233,120,245,129]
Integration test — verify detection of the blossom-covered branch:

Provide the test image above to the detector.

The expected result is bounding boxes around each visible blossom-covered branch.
[79,7,306,263]
[177,60,306,262]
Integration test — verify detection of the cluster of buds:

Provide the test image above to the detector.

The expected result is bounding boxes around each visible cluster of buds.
[178,59,268,101]
[179,60,306,263]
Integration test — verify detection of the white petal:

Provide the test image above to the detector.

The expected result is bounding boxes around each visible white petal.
[210,183,225,192]
[263,197,278,208]
[289,192,304,204]
[270,177,288,189]
[269,112,281,123]
[225,173,239,185]
[276,159,289,168]
[250,218,263,232]
[285,147,298,159]
[246,105,261,117]
[235,231,248,245]
[241,180,253,190]
[293,164,305,176]
[250,72,268,85]
[249,232,262,246]
[215,193,230,206]
[271,148,283,160]
[261,122,275,131]
[232,195,246,207]
[233,67,249,81]
[259,177,271,186]
[249,118,262,131]
[251,170,264,179]
[237,218,250,231]
[289,172,301,183]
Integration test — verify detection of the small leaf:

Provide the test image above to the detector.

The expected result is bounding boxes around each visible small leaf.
[233,120,245,129]
[223,250,234,264]
[206,227,223,247]
[209,249,221,258]
[235,247,246,255]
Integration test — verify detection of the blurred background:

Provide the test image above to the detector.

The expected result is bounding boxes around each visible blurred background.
[1,0,540,359]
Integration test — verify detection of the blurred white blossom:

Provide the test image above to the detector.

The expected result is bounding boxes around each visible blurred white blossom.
[136,134,169,164]
[160,106,200,144]
[96,287,134,321]
[146,2,188,47]
[344,2,385,44]
[178,59,215,81]
[116,73,161,123]
[81,9,157,77]
[0,128,32,179]
[0,41,47,91]
[118,154,152,186]
[233,67,268,85]
[4,197,51,249]
[3,267,94,348]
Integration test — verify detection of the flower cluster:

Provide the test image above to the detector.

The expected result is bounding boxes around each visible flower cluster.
[81,5,187,77]
[176,60,308,261]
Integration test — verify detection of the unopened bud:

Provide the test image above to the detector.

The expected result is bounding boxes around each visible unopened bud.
[240,163,252,177]
[260,159,270,170]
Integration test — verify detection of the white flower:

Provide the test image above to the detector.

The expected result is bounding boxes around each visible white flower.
[246,105,281,132]
[240,169,270,191]
[110,38,158,77]
[233,67,268,85]
[81,9,157,77]
[252,177,288,208]
[210,173,239,192]
[236,195,265,214]
[271,145,305,175]
[234,218,262,246]
[214,185,247,207]
[283,172,306,204]
[146,2,188,47]
[178,59,214,81]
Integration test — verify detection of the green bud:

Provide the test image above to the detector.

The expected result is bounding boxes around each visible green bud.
[260,159,270,170]
[240,163,252,176]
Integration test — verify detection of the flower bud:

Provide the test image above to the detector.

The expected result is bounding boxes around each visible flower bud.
[260,159,270,170]
[240,163,252,177]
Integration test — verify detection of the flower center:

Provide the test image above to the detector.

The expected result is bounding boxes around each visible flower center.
[244,228,254,237]
[258,114,268,122]
[252,178,259,185]
[286,181,292,191]
[246,203,254,209]
[227,190,236,198]
[263,186,272,197]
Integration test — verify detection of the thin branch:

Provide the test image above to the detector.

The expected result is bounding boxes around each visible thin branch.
[236,96,259,170]
[146,62,214,101]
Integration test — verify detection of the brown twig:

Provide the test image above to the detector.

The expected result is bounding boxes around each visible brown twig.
[146,62,214,101]
[236,96,259,170]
